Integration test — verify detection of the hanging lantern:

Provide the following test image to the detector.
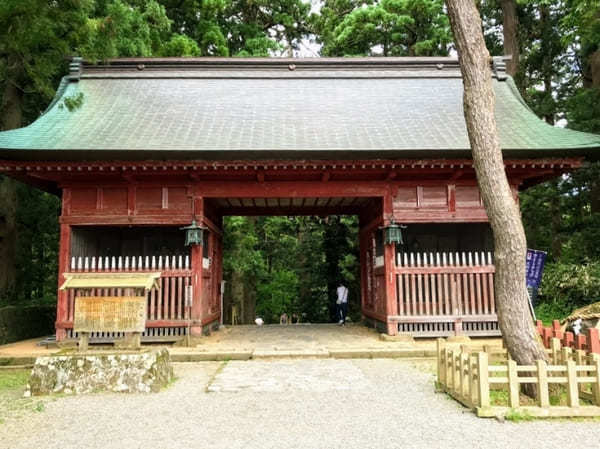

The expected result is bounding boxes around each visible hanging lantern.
[383,220,405,245]
[181,220,206,246]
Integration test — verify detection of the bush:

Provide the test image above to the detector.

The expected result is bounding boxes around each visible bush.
[535,262,600,323]
[0,306,55,345]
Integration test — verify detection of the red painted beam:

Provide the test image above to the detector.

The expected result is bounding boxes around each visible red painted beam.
[60,214,194,225]
[194,181,388,198]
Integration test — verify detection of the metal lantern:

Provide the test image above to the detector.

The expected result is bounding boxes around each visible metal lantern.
[181,220,206,246]
[383,220,405,245]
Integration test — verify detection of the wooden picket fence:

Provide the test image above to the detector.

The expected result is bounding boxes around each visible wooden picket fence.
[393,251,499,337]
[536,320,600,354]
[65,255,193,341]
[437,339,600,418]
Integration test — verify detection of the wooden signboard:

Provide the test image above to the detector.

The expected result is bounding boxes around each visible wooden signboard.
[74,296,147,333]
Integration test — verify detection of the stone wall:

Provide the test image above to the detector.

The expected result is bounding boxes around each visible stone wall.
[26,348,172,396]
[0,305,55,345]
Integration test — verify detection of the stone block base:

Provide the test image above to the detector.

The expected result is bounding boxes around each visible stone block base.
[26,348,172,396]
[446,335,471,344]
[379,333,415,343]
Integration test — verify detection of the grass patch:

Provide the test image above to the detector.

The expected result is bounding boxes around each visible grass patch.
[0,370,30,392]
[205,360,229,393]
[505,408,535,422]
[490,390,508,406]
[164,375,179,390]
[0,369,50,425]
[487,388,537,407]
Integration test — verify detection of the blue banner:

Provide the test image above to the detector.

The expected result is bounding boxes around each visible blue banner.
[526,249,547,289]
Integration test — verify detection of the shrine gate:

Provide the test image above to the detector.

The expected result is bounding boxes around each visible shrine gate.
[0,57,598,342]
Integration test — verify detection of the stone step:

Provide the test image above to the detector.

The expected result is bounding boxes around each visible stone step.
[252,349,330,359]
[328,348,437,358]
[0,364,34,371]
[0,356,36,366]
[2,348,438,365]
[170,351,252,362]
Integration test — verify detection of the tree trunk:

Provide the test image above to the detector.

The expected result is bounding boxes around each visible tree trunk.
[231,267,245,324]
[589,51,600,88]
[591,173,600,215]
[0,81,22,298]
[1,82,23,130]
[500,0,519,77]
[444,0,548,380]
[540,5,554,125]
[549,179,562,258]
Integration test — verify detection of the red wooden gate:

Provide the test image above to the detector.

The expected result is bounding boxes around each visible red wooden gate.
[391,251,500,336]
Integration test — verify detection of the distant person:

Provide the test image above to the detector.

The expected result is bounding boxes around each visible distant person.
[336,283,349,325]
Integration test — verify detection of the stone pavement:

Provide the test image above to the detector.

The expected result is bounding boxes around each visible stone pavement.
[207,359,371,393]
[172,323,503,360]
[0,324,503,364]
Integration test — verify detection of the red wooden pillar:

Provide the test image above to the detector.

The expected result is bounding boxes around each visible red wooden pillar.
[358,229,368,317]
[383,191,398,335]
[190,196,204,337]
[384,242,397,335]
[56,222,71,341]
[214,224,224,324]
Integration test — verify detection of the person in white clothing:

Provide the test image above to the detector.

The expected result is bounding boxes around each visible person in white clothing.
[336,283,349,325]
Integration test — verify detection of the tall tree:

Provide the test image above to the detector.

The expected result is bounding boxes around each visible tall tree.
[499,0,519,76]
[224,0,311,56]
[444,0,548,376]
[313,0,451,56]
[0,0,91,299]
[160,0,228,56]
[0,0,195,304]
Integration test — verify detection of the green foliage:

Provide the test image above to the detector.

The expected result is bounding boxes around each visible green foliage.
[161,0,230,56]
[313,0,450,56]
[79,0,173,60]
[518,1,568,123]
[160,34,201,57]
[561,0,600,61]
[13,185,60,305]
[256,269,299,323]
[223,216,359,324]
[566,88,600,133]
[58,92,85,112]
[0,306,56,344]
[224,0,310,56]
[0,0,92,121]
[505,408,535,422]
[539,262,600,307]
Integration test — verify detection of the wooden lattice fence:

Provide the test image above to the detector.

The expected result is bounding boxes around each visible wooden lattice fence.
[437,339,600,418]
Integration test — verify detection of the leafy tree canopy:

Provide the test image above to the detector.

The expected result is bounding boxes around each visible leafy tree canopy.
[313,0,451,56]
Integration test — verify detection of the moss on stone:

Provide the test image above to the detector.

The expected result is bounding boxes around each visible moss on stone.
[26,349,172,396]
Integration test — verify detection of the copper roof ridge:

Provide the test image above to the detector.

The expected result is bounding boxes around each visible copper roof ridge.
[83,56,461,65]
[79,56,461,73]
[73,56,516,81]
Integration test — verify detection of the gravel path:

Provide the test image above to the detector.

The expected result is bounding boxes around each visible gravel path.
[2,359,600,449]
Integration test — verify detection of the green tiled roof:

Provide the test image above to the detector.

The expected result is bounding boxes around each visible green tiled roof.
[0,57,599,161]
